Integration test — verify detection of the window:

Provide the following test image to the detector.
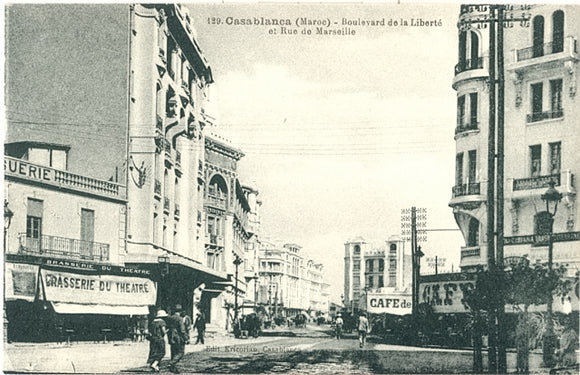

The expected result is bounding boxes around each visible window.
[368,276,374,288]
[531,82,543,121]
[549,142,561,175]
[534,211,552,235]
[153,213,159,244]
[530,145,542,177]
[80,209,94,257]
[469,93,478,127]
[468,150,477,184]
[457,95,466,126]
[166,36,176,78]
[389,244,397,254]
[354,245,360,254]
[533,15,545,58]
[550,79,563,117]
[456,153,464,186]
[467,218,479,247]
[379,259,384,272]
[367,259,374,273]
[26,199,43,251]
[470,31,479,66]
[378,276,384,288]
[458,31,466,64]
[552,11,564,53]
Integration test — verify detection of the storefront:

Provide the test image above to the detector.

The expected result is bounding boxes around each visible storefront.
[5,255,156,342]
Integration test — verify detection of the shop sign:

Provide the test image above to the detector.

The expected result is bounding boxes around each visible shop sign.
[5,263,39,301]
[366,292,412,315]
[40,269,156,306]
[42,258,151,276]
[419,277,475,313]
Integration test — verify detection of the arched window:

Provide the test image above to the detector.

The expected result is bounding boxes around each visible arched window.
[354,245,360,254]
[533,15,545,58]
[458,31,467,63]
[552,11,564,53]
[390,243,397,254]
[535,211,552,235]
[467,218,479,247]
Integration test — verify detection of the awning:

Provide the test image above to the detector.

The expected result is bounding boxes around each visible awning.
[51,302,149,315]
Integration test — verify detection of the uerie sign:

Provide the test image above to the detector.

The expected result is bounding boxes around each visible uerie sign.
[4,158,54,182]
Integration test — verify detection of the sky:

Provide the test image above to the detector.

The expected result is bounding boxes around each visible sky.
[187,3,465,302]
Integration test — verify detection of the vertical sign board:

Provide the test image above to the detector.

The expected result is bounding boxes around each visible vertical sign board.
[5,263,40,301]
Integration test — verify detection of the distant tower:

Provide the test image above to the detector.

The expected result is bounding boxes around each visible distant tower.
[343,237,368,312]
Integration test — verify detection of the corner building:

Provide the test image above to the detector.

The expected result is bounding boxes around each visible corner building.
[450,5,579,295]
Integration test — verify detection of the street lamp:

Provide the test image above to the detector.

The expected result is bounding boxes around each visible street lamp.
[4,200,14,251]
[252,273,259,313]
[233,255,243,320]
[540,179,562,367]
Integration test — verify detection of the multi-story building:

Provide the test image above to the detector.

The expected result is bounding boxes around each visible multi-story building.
[4,4,261,333]
[4,143,155,342]
[343,236,411,313]
[449,5,580,279]
[257,241,329,319]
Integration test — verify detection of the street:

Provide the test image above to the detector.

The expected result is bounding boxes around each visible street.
[124,325,546,374]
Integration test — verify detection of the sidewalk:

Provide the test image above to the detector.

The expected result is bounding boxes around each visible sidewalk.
[3,332,278,374]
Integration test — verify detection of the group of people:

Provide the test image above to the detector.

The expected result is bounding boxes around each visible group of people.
[146,304,206,373]
[334,312,371,348]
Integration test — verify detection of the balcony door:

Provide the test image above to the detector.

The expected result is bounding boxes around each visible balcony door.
[26,198,43,252]
[532,16,545,58]
[80,209,95,259]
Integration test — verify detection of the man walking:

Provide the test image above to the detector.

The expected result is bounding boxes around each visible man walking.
[193,312,206,344]
[357,313,370,348]
[335,313,344,340]
[166,305,187,374]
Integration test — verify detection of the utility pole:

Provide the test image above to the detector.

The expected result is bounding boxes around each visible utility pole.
[411,206,417,316]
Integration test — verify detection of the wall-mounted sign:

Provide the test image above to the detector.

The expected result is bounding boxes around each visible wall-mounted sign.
[5,263,39,301]
[366,292,412,315]
[419,273,477,313]
[40,269,156,307]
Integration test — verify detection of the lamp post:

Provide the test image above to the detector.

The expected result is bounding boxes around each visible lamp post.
[252,274,259,313]
[4,200,14,343]
[540,180,562,367]
[233,255,243,321]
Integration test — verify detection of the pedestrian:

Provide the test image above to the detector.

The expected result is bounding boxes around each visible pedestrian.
[181,312,192,345]
[147,309,167,372]
[335,313,344,340]
[193,312,206,344]
[357,313,370,348]
[166,305,187,374]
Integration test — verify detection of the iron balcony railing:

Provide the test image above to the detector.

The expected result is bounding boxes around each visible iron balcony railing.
[454,57,484,75]
[206,193,226,209]
[452,182,481,197]
[516,40,567,62]
[18,233,110,261]
[455,121,479,135]
[526,109,563,123]
[513,174,560,191]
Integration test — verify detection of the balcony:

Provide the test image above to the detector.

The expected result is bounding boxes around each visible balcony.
[526,109,563,124]
[18,233,110,262]
[163,196,170,214]
[452,182,481,198]
[461,246,480,258]
[4,156,126,201]
[455,121,479,138]
[206,193,227,210]
[508,36,578,72]
[207,234,224,247]
[449,181,485,209]
[454,57,484,75]
[509,171,575,200]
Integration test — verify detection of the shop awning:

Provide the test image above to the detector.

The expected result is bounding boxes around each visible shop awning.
[51,302,149,315]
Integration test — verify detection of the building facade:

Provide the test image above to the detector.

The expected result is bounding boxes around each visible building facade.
[343,236,411,313]
[4,4,262,335]
[257,241,329,320]
[450,5,580,278]
[4,143,156,342]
